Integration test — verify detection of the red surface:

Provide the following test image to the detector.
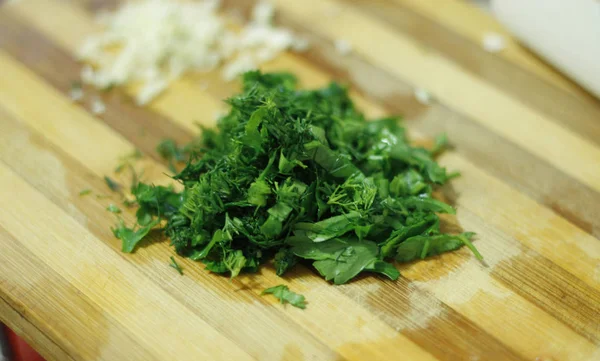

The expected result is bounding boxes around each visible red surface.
[5,327,46,361]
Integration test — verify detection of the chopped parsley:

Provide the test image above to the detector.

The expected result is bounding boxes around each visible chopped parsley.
[104,176,122,192]
[262,285,306,309]
[106,204,122,214]
[112,71,482,288]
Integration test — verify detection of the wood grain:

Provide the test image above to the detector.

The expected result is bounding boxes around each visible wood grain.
[1,0,599,360]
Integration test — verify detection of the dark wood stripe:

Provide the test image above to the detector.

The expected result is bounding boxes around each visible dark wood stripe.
[0,11,193,164]
[345,0,600,146]
[0,225,159,361]
[0,110,340,360]
[338,277,525,361]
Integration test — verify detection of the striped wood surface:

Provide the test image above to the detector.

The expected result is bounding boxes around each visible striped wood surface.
[0,0,599,360]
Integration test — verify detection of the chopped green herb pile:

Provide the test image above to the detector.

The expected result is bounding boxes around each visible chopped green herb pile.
[262,285,306,309]
[113,71,481,285]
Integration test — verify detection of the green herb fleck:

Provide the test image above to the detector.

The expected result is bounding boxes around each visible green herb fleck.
[106,204,122,214]
[79,189,92,196]
[115,149,143,173]
[112,218,159,253]
[262,285,306,309]
[102,83,116,92]
[104,176,122,192]
[169,256,184,275]
[157,139,189,173]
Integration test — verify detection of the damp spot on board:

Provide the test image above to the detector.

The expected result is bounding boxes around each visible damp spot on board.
[527,210,600,262]
[0,124,90,227]
[337,277,444,334]
[2,127,70,200]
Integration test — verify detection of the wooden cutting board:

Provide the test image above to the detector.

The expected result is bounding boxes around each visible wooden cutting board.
[1,1,600,360]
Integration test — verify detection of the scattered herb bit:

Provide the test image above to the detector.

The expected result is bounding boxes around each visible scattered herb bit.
[169,256,184,275]
[79,189,92,196]
[262,285,306,309]
[71,80,82,90]
[96,194,110,199]
[104,176,122,192]
[112,218,159,253]
[123,198,137,208]
[112,71,481,286]
[102,83,116,92]
[431,133,449,157]
[156,139,188,173]
[106,204,122,214]
[69,81,84,101]
[115,149,143,173]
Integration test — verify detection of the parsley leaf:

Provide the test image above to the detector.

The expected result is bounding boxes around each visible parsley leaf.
[104,176,122,192]
[262,285,307,309]
[106,204,122,214]
[112,218,160,253]
[289,236,399,284]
